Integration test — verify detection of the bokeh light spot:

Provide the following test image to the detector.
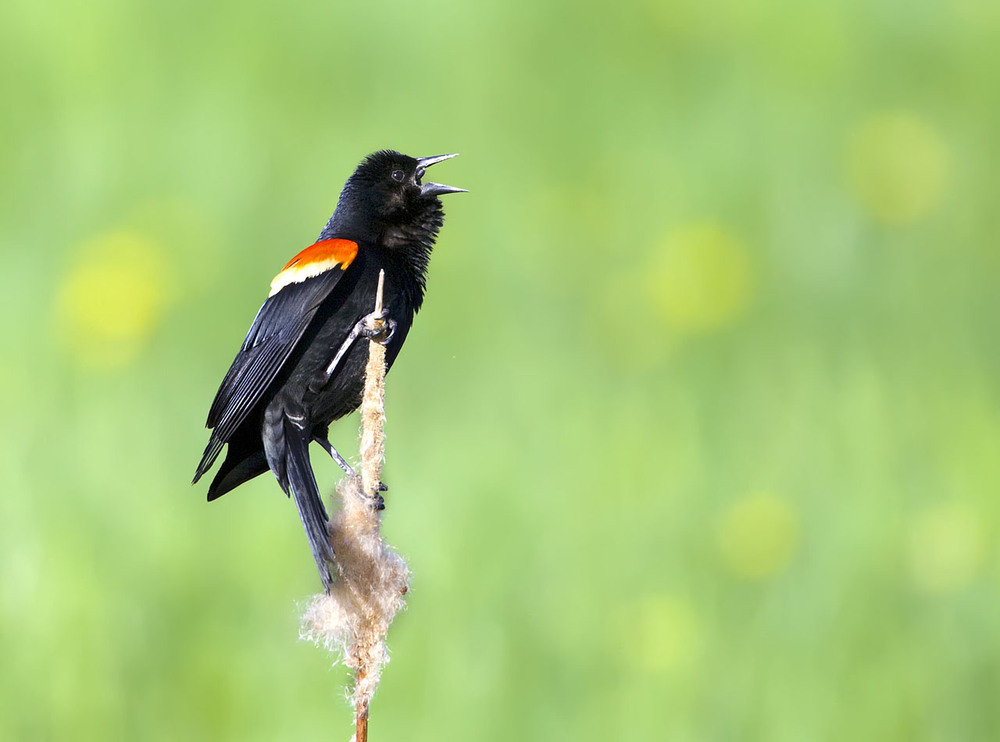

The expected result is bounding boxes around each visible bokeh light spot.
[54,231,174,369]
[645,224,752,333]
[906,503,985,594]
[847,112,950,225]
[717,493,799,581]
[623,594,704,674]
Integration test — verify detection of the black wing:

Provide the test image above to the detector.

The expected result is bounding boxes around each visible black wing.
[193,270,349,483]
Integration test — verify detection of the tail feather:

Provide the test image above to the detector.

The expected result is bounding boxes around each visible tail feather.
[264,405,335,591]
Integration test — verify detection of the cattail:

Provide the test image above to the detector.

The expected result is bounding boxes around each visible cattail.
[301,270,409,742]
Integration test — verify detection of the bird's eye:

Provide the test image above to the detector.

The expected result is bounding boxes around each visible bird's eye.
[391,169,405,183]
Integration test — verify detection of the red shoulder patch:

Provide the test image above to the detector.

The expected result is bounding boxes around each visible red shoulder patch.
[280,239,358,272]
[269,239,358,296]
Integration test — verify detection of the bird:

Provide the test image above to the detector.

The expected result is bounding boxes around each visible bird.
[193,150,464,591]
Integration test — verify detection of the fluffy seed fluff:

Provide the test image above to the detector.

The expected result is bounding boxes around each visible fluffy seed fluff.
[300,475,410,710]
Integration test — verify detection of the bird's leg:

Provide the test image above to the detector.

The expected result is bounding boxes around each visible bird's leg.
[313,435,356,477]
[314,434,388,510]
[322,312,398,381]
[314,311,395,511]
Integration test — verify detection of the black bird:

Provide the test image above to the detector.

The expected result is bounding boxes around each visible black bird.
[193,150,464,591]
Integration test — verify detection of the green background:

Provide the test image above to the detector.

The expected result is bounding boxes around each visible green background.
[2,0,999,739]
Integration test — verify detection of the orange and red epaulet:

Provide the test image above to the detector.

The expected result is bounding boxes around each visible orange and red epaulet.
[268,239,358,296]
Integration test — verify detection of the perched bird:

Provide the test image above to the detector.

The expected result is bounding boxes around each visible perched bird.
[193,150,464,591]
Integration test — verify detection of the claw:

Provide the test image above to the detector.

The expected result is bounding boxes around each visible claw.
[361,310,396,345]
[380,318,397,345]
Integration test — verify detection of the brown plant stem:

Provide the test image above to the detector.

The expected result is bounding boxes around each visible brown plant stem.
[360,269,387,499]
[355,269,386,742]
[355,667,369,742]
[302,267,408,742]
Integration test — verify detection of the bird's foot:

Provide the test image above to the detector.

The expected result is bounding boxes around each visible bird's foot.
[369,481,388,510]
[360,309,397,345]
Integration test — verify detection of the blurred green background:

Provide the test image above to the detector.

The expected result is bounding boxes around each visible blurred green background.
[2,0,999,739]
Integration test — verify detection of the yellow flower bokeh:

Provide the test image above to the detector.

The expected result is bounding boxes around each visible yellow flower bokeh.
[622,593,704,674]
[717,493,799,581]
[645,223,753,334]
[847,112,950,226]
[906,503,985,594]
[54,231,174,370]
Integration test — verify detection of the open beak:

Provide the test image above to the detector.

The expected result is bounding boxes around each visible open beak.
[417,153,467,197]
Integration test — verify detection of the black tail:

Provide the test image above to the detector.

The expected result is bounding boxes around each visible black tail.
[263,404,335,592]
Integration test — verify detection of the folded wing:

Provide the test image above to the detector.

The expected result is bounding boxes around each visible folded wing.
[193,240,358,483]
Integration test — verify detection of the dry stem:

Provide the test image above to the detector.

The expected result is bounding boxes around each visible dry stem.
[301,269,410,742]
[353,271,385,741]
[360,269,387,500]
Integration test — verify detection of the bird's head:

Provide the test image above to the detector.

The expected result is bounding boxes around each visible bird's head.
[330,150,465,243]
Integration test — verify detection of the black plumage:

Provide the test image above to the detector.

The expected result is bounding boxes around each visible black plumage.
[193,150,464,590]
